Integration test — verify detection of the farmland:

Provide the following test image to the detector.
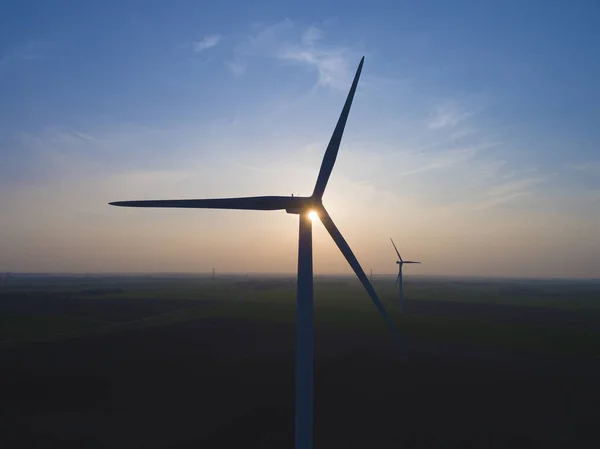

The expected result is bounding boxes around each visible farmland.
[1,274,599,448]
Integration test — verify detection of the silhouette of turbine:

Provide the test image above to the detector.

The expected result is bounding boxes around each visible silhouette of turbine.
[390,238,421,313]
[110,57,400,449]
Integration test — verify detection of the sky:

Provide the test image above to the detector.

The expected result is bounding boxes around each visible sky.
[1,0,599,278]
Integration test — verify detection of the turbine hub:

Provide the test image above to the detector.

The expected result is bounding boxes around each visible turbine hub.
[285,196,321,215]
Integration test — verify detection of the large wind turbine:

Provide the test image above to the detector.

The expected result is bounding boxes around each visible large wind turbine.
[110,57,400,449]
[390,238,421,313]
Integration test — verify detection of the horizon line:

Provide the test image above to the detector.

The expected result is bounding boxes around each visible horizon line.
[2,272,599,282]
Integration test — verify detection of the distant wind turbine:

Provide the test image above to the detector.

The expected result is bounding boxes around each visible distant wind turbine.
[109,57,401,449]
[390,238,421,313]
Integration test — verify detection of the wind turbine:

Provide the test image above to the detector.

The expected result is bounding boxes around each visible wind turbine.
[390,238,421,313]
[109,57,400,449]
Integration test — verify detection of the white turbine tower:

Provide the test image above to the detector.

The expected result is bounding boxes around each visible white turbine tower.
[390,238,421,313]
[110,57,401,449]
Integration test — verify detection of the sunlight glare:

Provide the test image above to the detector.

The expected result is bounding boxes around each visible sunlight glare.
[308,210,319,221]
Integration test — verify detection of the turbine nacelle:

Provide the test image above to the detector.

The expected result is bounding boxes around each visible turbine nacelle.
[285,196,322,215]
[390,238,420,265]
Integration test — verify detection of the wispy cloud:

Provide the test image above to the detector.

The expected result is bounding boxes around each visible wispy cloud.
[395,97,500,181]
[228,20,356,89]
[401,138,502,177]
[0,40,57,71]
[570,160,600,176]
[2,125,194,186]
[588,190,600,202]
[226,60,246,77]
[398,147,478,177]
[301,26,323,46]
[193,34,222,53]
[474,170,549,209]
[279,47,350,89]
[373,94,548,212]
[428,102,472,130]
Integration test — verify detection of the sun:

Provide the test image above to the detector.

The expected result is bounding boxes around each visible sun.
[308,210,319,221]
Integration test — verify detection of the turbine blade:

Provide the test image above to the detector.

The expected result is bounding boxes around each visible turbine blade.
[109,196,297,211]
[404,261,421,264]
[318,206,402,344]
[390,238,403,262]
[395,273,400,288]
[312,57,364,199]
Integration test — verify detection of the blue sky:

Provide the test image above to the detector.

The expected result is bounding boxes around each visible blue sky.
[1,0,599,277]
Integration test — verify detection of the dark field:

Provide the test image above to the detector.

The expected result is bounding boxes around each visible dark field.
[1,274,599,448]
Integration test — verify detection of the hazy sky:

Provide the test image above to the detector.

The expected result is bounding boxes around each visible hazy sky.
[1,1,599,278]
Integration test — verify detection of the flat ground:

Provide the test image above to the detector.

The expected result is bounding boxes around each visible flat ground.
[1,274,599,448]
